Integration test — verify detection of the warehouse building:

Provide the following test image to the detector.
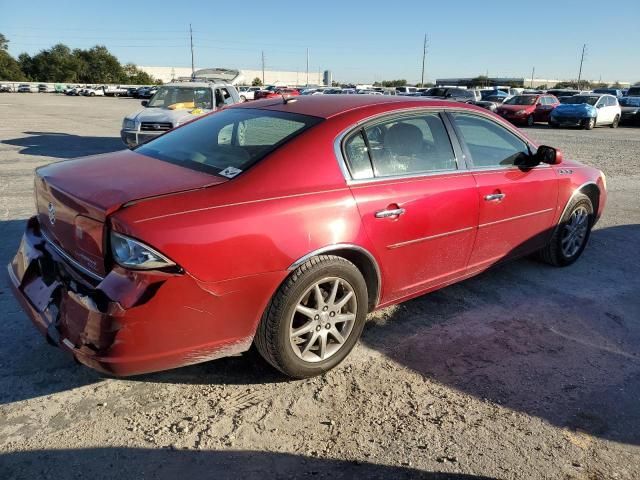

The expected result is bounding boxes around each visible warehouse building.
[435,77,631,88]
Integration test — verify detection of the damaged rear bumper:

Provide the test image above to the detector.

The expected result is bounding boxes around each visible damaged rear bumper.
[7,217,278,376]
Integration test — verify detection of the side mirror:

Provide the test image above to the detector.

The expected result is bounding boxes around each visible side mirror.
[141,100,148,107]
[536,145,562,165]
[596,103,603,109]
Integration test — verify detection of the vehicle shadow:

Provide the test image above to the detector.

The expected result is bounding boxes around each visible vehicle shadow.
[1,131,124,158]
[0,447,500,480]
[361,224,640,445]
[3,218,640,447]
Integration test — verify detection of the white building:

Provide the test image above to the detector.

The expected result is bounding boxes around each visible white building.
[138,66,323,86]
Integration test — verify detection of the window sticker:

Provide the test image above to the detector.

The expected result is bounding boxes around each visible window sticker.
[219,166,242,178]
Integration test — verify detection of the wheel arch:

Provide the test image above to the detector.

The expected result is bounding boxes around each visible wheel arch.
[288,244,381,312]
[559,181,600,223]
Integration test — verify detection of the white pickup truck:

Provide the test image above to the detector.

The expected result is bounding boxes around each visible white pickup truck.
[237,86,263,101]
[104,85,128,97]
[120,81,241,147]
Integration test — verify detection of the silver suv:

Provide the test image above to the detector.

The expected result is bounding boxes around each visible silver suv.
[121,82,241,147]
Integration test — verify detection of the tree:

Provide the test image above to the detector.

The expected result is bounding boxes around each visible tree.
[122,63,157,85]
[0,33,27,81]
[381,79,408,88]
[251,77,262,86]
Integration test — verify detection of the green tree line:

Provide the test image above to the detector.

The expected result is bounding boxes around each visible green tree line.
[0,33,158,84]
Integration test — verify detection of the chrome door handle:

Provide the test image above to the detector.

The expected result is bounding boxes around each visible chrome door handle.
[375,208,405,218]
[484,193,506,201]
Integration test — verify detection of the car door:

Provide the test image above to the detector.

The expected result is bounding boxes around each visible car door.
[595,96,611,124]
[342,110,479,303]
[534,96,554,122]
[447,111,559,271]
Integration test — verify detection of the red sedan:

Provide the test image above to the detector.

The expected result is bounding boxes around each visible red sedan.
[496,94,560,126]
[8,96,606,378]
[255,87,300,100]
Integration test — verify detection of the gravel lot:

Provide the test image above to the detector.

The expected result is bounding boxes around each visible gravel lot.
[1,93,639,480]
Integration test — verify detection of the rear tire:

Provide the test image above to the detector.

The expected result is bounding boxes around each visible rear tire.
[526,115,534,127]
[255,255,368,378]
[611,115,620,128]
[537,193,594,267]
[240,95,247,102]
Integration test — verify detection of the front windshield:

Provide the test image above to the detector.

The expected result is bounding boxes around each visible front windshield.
[148,86,213,109]
[620,97,640,107]
[425,88,447,96]
[563,96,599,106]
[136,108,322,177]
[504,96,537,105]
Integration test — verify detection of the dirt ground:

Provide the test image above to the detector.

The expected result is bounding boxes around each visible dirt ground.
[1,94,639,480]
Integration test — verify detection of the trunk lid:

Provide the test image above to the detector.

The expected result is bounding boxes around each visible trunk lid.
[35,149,226,277]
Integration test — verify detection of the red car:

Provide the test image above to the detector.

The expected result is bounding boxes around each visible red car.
[8,96,606,379]
[496,94,560,126]
[255,87,300,100]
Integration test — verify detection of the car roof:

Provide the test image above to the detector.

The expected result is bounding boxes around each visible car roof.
[231,95,478,119]
[164,82,229,88]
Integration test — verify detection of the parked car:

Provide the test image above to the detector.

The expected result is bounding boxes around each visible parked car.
[549,94,621,129]
[121,82,240,147]
[496,94,560,126]
[137,86,159,99]
[619,96,640,125]
[17,84,37,93]
[83,86,105,97]
[626,86,640,97]
[417,87,475,103]
[64,85,83,95]
[395,86,418,95]
[0,84,11,93]
[104,86,128,97]
[592,88,624,98]
[237,86,263,102]
[9,96,606,379]
[254,85,282,100]
[257,88,300,99]
[322,88,344,94]
[471,100,499,112]
[38,84,54,93]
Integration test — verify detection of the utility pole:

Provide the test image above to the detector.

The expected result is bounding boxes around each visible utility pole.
[189,24,195,77]
[530,66,535,88]
[420,34,427,87]
[261,50,265,85]
[577,43,586,90]
[306,48,309,86]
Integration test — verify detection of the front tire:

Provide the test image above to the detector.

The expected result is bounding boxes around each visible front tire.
[240,95,247,102]
[584,117,595,130]
[255,255,368,378]
[538,193,594,267]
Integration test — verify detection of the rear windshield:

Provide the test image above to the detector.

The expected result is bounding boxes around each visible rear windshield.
[136,108,323,177]
[504,96,537,105]
[563,95,598,106]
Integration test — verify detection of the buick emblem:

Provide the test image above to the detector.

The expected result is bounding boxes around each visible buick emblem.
[48,202,56,225]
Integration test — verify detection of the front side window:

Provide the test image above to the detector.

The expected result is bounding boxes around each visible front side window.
[343,112,457,179]
[451,113,530,168]
[136,108,322,177]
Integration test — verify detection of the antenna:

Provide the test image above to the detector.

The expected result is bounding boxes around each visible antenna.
[189,24,195,77]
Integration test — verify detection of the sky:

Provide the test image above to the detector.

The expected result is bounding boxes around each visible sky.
[1,0,639,84]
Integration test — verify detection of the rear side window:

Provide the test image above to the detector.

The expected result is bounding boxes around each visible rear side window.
[343,112,457,179]
[451,113,529,168]
[136,108,322,177]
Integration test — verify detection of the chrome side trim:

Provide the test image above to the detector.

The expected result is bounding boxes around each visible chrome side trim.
[41,230,104,282]
[557,181,599,222]
[288,243,382,307]
[388,226,474,249]
[478,208,555,228]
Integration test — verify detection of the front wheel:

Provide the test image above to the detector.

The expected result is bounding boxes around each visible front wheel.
[537,193,594,267]
[240,95,247,102]
[584,117,595,130]
[255,255,368,378]
[611,115,620,128]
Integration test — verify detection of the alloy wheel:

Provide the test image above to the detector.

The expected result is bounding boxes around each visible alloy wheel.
[561,206,589,258]
[289,276,357,363]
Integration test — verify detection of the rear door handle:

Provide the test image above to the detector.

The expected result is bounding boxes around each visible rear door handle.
[375,208,405,218]
[484,193,506,202]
